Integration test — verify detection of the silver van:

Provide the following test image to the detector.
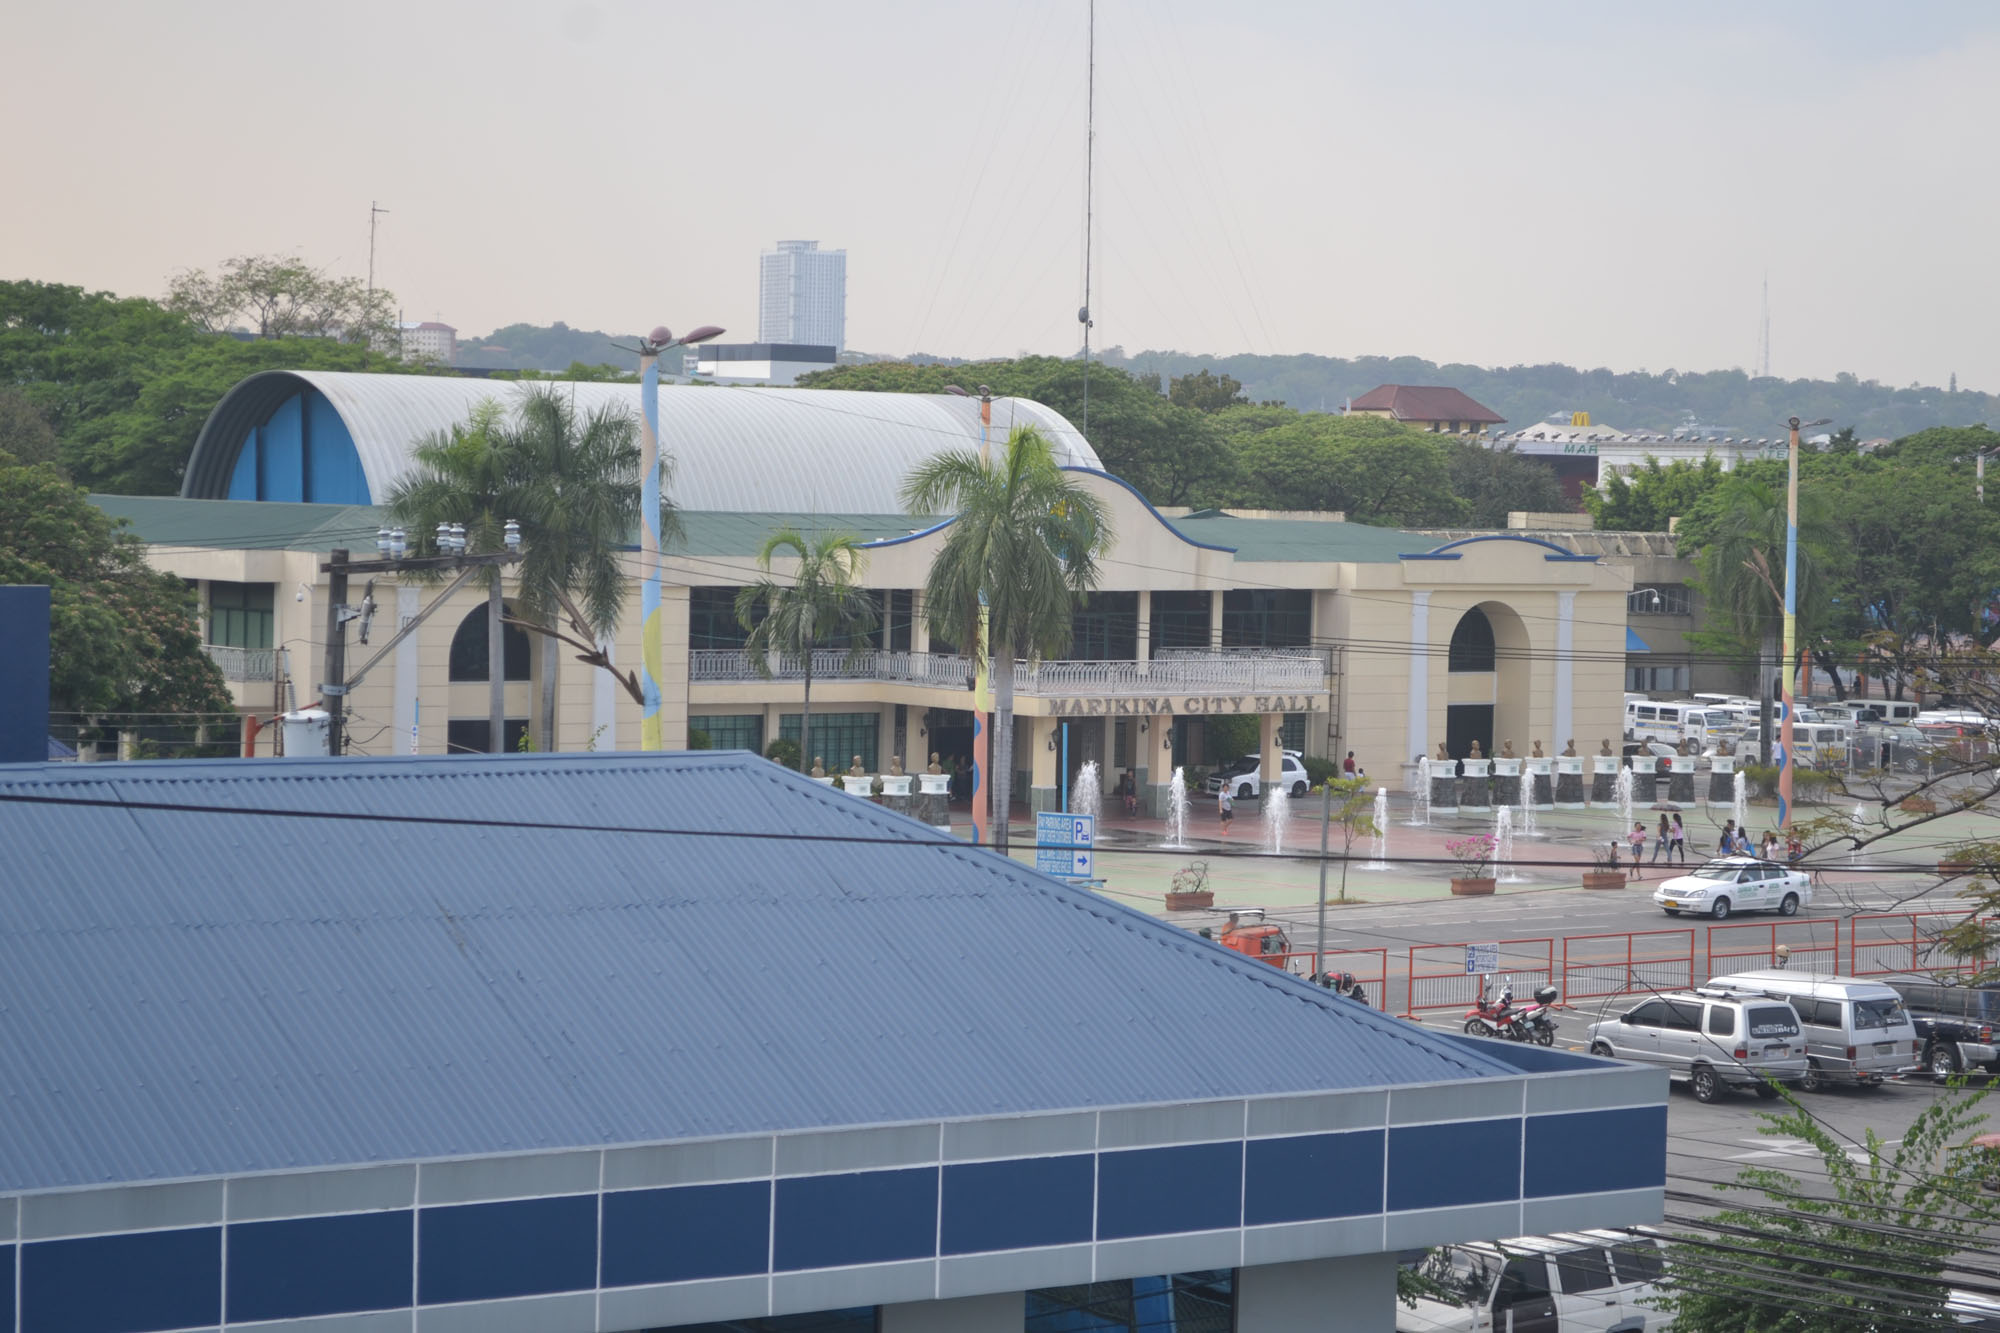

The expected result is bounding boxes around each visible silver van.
[1586,986,1807,1102]
[1706,970,1919,1089]
[1397,1230,1669,1333]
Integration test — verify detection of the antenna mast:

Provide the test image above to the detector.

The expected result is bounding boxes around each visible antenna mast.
[1078,0,1095,434]
[367,201,391,298]
[1757,271,1770,379]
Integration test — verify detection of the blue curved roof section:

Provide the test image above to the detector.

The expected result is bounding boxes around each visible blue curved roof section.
[859,514,957,549]
[0,750,1545,1191]
[203,375,372,504]
[1059,466,1238,553]
[1401,533,1600,563]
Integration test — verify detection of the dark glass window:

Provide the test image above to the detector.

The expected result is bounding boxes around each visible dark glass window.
[1027,1270,1234,1333]
[448,603,530,681]
[1626,1000,1665,1027]
[648,1309,877,1333]
[1664,1000,1703,1031]
[1071,591,1139,660]
[1449,607,1496,672]
[446,718,529,754]
[1149,591,1213,653]
[1556,1247,1615,1294]
[690,586,753,651]
[209,582,275,650]
[1221,589,1311,648]
[886,589,913,653]
[1612,1241,1666,1284]
[1496,1257,1552,1309]
[695,714,763,752]
[1280,714,1306,751]
[1707,1005,1736,1037]
[780,712,878,773]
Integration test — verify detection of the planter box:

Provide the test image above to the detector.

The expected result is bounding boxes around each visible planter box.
[1165,890,1215,911]
[1582,871,1627,891]
[1938,862,1982,877]
[1902,796,1938,815]
[1450,876,1496,896]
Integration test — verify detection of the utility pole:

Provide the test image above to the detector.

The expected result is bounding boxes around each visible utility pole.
[367,202,389,299]
[321,549,352,757]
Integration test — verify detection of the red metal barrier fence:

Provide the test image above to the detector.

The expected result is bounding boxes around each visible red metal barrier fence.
[1559,929,1695,1004]
[1849,912,1988,978]
[1707,920,1841,978]
[1404,938,1553,1017]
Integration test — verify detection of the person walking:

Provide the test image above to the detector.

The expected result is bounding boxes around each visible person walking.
[1651,813,1671,864]
[1669,812,1687,864]
[1719,820,1738,856]
[1628,821,1648,880]
[1342,750,1358,778]
[1217,785,1234,837]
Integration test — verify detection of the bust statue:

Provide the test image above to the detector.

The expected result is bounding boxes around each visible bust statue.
[889,754,904,777]
[1436,741,1450,761]
[1468,739,1483,759]
[927,751,942,775]
[1531,739,1544,758]
[1678,736,1693,756]
[1501,739,1515,759]
[1562,739,1576,757]
[810,756,825,778]
[848,754,866,776]
[1719,737,1735,756]
[1599,738,1613,757]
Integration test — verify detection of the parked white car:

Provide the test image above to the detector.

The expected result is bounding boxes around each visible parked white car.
[1397,1230,1671,1332]
[1653,856,1810,920]
[1202,749,1308,799]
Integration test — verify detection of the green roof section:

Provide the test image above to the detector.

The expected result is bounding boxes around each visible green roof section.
[90,495,938,560]
[1166,511,1429,563]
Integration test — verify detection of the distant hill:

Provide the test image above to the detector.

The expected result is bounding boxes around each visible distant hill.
[455,322,684,374]
[1099,348,1997,440]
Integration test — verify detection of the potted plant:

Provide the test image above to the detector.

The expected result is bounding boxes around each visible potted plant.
[1902,793,1938,816]
[1584,841,1626,890]
[1165,860,1214,911]
[1444,833,1497,895]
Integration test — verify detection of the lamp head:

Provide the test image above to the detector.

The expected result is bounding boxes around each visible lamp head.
[681,324,726,345]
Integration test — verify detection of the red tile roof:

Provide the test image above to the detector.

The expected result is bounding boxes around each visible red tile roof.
[1351,384,1505,424]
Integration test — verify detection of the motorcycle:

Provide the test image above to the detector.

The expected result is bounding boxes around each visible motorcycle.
[1463,982,1525,1040]
[1513,985,1561,1046]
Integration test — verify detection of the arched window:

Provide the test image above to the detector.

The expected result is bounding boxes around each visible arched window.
[1448,607,1496,672]
[449,603,531,682]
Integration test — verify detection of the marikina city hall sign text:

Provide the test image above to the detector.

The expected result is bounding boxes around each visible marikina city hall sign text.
[1046,694,1320,717]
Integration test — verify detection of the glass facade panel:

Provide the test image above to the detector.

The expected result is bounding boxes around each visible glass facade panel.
[208,582,274,651]
[448,604,531,681]
[1448,608,1496,672]
[694,714,763,752]
[1071,591,1139,660]
[650,1309,877,1333]
[690,587,753,651]
[446,718,530,754]
[1149,591,1212,653]
[1280,714,1306,751]
[886,589,913,653]
[1027,1270,1234,1332]
[1221,589,1311,648]
[780,712,879,773]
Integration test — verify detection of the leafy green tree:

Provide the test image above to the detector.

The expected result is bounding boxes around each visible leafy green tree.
[902,426,1112,849]
[1446,439,1571,526]
[0,454,232,722]
[1167,368,1247,413]
[1585,455,1730,531]
[1653,1087,2000,1332]
[0,390,60,468]
[733,530,879,772]
[166,254,395,345]
[1319,776,1379,906]
[1227,412,1466,525]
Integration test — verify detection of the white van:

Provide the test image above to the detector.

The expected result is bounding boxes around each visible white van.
[1397,1231,1669,1333]
[1706,970,1920,1090]
[1625,700,1729,749]
[1791,724,1850,769]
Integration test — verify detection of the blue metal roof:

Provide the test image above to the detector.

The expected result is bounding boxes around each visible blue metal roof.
[0,752,1533,1193]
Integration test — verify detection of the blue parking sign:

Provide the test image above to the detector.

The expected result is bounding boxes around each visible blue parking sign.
[1035,812,1094,880]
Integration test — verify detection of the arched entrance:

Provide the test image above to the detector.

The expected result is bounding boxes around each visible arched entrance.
[1444,602,1530,759]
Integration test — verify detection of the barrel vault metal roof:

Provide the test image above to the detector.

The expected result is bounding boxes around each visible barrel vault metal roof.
[0,751,1533,1193]
[182,371,1101,512]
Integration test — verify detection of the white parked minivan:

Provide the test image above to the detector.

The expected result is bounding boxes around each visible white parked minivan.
[1397,1231,1670,1333]
[1705,970,1920,1090]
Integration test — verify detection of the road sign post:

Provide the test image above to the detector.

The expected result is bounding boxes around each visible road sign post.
[1035,812,1095,881]
[1465,942,1499,975]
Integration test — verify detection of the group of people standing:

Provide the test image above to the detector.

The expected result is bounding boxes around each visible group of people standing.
[1623,814,1689,879]
[1623,815,1805,879]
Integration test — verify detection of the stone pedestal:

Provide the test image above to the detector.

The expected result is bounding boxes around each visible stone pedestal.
[812,776,839,791]
[1491,758,1522,807]
[1590,755,1619,805]
[1630,755,1658,803]
[1427,759,1460,815]
[1709,755,1737,805]
[1459,758,1492,809]
[1554,757,1585,809]
[1526,758,1554,810]
[880,774,913,818]
[839,774,874,797]
[1668,764,1695,805]
[917,773,951,828]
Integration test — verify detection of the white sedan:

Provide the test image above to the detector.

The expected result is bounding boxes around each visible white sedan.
[1653,856,1811,920]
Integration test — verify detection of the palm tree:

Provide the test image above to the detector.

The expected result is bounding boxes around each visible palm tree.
[734,529,879,770]
[901,425,1111,849]
[389,385,661,752]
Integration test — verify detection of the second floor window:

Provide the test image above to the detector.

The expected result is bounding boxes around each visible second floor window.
[208,582,274,650]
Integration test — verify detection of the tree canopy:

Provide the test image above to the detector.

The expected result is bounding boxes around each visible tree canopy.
[166,254,397,346]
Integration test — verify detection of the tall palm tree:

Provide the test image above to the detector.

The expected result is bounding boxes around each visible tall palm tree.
[389,385,662,751]
[734,529,879,770]
[901,425,1111,849]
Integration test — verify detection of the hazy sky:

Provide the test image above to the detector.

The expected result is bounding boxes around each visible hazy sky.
[8,1,1996,389]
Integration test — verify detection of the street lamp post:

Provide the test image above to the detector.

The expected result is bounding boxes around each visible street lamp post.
[1778,415,1831,829]
[636,324,724,750]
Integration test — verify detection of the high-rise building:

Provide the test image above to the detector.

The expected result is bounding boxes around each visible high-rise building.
[758,240,846,351]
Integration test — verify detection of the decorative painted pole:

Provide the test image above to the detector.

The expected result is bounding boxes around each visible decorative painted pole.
[1778,414,1827,829]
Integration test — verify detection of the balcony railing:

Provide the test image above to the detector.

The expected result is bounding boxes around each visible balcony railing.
[688,648,1330,697]
[202,643,276,683]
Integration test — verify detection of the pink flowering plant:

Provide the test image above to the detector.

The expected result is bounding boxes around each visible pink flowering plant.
[1444,833,1497,878]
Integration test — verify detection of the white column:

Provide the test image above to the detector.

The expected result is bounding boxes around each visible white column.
[592,637,618,752]
[1556,590,1576,752]
[1406,591,1431,764]
[393,585,421,753]
[1208,589,1224,648]
[1135,589,1151,662]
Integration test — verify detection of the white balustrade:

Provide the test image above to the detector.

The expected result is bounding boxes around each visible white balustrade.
[687,648,1327,697]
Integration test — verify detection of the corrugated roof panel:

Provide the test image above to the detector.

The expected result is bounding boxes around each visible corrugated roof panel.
[0,752,1529,1193]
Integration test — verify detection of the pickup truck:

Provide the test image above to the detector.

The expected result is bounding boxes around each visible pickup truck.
[1882,979,2000,1078]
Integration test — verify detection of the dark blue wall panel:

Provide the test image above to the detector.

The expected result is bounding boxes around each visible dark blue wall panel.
[227,1210,412,1322]
[1387,1119,1522,1212]
[226,433,259,499]
[602,1182,769,1287]
[0,586,51,765]
[1096,1142,1241,1241]
[1,1244,13,1333]
[418,1195,597,1305]
[1525,1107,1667,1198]
[23,1228,220,1333]
[941,1154,1094,1255]
[304,390,369,504]
[774,1168,937,1272]
[1245,1130,1384,1225]
[260,395,305,502]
